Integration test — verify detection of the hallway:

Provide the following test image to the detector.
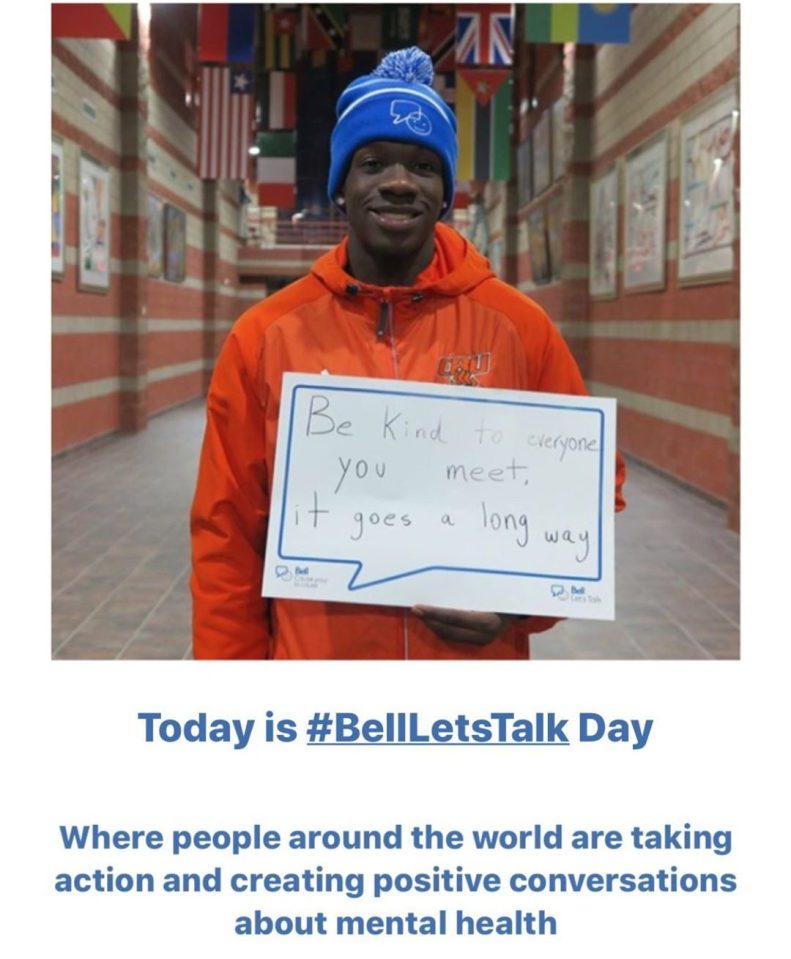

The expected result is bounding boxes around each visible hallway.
[52,401,739,661]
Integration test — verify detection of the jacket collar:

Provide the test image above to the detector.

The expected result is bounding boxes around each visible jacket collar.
[310,222,493,299]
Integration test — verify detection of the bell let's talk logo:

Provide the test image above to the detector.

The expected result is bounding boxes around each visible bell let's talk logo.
[390,99,432,136]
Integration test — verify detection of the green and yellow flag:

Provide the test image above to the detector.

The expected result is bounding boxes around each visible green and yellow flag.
[524,4,631,44]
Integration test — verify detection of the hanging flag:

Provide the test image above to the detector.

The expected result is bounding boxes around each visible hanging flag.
[52,4,132,39]
[419,5,455,73]
[198,66,255,180]
[456,4,513,66]
[454,180,472,210]
[432,72,456,107]
[350,12,381,52]
[456,69,512,181]
[260,71,297,130]
[302,4,347,52]
[198,4,256,64]
[524,4,631,44]
[382,6,420,50]
[261,5,298,70]
[256,132,296,208]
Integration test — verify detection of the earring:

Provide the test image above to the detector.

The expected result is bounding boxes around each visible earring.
[337,196,345,206]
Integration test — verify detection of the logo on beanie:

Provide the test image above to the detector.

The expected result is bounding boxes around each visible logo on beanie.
[390,99,432,136]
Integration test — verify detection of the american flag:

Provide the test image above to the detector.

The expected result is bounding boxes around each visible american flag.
[198,66,254,180]
[456,4,513,67]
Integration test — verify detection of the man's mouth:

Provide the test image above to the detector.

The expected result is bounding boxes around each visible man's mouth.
[370,209,421,229]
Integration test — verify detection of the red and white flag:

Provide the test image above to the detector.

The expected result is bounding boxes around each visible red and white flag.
[263,71,297,130]
[256,157,296,208]
[198,66,254,180]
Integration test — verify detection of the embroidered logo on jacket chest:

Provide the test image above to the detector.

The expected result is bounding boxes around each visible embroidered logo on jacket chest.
[437,351,492,387]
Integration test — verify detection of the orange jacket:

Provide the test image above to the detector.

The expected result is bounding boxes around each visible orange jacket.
[191,223,626,659]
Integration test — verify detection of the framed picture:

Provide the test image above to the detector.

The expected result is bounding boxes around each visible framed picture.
[533,110,551,196]
[527,207,550,285]
[589,165,618,298]
[551,98,564,182]
[52,140,65,276]
[78,154,110,292]
[147,194,164,278]
[517,137,532,207]
[488,237,504,278]
[624,131,667,292]
[678,85,738,284]
[547,192,563,282]
[164,204,186,283]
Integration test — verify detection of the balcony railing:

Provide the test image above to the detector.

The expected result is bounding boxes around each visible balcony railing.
[244,208,348,249]
[243,207,474,250]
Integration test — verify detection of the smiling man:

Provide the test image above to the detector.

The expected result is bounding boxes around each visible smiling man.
[190,48,625,660]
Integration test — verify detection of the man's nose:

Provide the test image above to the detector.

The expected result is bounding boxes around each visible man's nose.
[380,163,417,193]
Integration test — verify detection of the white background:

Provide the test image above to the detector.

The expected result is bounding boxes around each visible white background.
[264,374,616,617]
[3,2,788,956]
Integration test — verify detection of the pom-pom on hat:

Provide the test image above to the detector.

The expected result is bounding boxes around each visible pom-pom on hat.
[328,47,458,215]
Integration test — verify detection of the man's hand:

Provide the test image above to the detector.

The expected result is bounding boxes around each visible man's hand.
[411,606,524,646]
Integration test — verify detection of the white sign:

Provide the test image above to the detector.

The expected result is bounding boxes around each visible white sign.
[263,374,617,620]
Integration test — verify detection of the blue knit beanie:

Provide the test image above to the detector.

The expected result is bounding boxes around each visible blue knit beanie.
[328,47,458,215]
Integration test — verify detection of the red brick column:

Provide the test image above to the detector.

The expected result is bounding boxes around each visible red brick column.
[118,15,149,433]
[559,44,595,376]
[728,116,741,532]
[200,181,224,394]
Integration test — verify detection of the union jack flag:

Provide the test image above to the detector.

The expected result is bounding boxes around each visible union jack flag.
[456,4,513,67]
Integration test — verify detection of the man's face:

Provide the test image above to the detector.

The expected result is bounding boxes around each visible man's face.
[338,141,445,267]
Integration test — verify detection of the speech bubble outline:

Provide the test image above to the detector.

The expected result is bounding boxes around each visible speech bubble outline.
[272,383,609,593]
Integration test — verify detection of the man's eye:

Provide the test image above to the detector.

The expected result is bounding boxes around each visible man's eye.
[361,158,383,170]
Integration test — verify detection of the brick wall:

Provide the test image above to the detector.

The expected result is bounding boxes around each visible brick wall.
[52,5,244,453]
[53,5,740,528]
[508,4,739,526]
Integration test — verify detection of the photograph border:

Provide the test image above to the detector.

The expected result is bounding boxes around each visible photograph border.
[589,164,619,299]
[51,138,65,278]
[623,129,668,294]
[678,83,738,286]
[163,203,187,284]
[77,153,111,293]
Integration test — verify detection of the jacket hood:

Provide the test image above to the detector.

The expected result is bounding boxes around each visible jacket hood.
[310,222,494,299]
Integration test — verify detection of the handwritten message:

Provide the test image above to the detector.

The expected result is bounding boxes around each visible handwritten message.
[262,375,616,619]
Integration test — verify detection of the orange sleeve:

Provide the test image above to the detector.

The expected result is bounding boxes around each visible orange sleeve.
[190,332,271,659]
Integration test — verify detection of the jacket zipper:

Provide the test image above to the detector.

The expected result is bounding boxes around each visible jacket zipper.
[375,297,408,655]
[375,298,402,380]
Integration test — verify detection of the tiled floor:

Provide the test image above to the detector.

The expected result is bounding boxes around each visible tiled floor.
[52,400,739,660]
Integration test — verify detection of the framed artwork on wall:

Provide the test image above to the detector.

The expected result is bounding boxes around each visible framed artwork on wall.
[52,140,65,277]
[164,203,186,283]
[547,192,563,282]
[517,137,532,207]
[488,237,504,278]
[551,98,565,182]
[589,165,618,299]
[527,207,550,285]
[533,110,551,196]
[147,194,164,278]
[78,154,110,292]
[624,131,667,292]
[678,85,738,284]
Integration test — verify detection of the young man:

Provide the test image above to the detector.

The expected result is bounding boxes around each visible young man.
[191,48,625,659]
